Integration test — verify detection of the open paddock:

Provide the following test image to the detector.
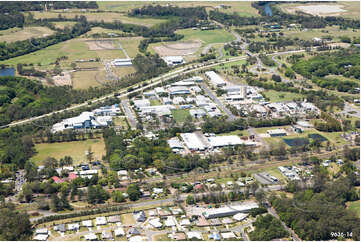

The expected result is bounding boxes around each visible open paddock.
[72,70,102,89]
[53,71,72,86]
[97,1,260,17]
[86,39,118,50]
[30,11,166,27]
[280,2,360,19]
[0,26,54,43]
[31,138,106,165]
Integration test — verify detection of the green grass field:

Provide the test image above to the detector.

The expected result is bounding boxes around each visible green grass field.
[218,129,250,137]
[31,139,106,165]
[98,1,260,17]
[347,201,360,217]
[0,26,54,43]
[171,109,191,123]
[175,28,235,45]
[263,90,305,102]
[150,99,161,106]
[31,11,166,27]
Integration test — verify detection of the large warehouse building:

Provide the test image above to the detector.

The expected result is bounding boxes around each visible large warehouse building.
[205,71,227,87]
[203,202,259,219]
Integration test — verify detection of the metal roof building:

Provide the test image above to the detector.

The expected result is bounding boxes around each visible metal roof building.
[205,71,226,87]
[208,135,243,148]
[180,133,208,151]
[203,202,259,219]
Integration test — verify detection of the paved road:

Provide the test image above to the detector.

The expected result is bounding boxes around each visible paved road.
[121,99,137,129]
[199,82,237,121]
[266,200,301,241]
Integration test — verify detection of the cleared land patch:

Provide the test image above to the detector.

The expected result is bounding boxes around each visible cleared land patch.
[86,39,117,50]
[280,2,360,19]
[153,41,202,56]
[175,28,235,45]
[0,26,54,43]
[31,138,106,165]
[53,71,73,86]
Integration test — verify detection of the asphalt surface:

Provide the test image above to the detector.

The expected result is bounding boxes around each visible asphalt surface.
[121,99,137,129]
[199,82,237,121]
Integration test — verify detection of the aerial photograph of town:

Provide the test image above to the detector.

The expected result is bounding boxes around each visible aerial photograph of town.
[0,0,359,241]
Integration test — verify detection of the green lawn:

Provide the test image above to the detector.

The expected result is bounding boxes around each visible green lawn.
[263,90,305,102]
[218,129,250,137]
[347,201,360,217]
[150,99,161,106]
[0,26,54,43]
[175,28,235,45]
[31,139,106,165]
[215,60,247,70]
[171,109,191,123]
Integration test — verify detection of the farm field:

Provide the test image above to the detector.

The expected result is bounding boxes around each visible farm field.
[263,90,305,102]
[171,109,191,123]
[97,1,260,17]
[30,11,166,27]
[279,1,360,19]
[31,138,106,165]
[0,26,54,43]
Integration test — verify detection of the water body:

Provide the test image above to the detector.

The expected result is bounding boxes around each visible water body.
[0,68,15,77]
[264,3,273,16]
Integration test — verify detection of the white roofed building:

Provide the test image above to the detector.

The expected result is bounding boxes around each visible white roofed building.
[134,99,150,109]
[180,133,208,151]
[163,56,184,66]
[205,71,227,87]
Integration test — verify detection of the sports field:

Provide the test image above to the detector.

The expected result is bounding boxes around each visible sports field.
[0,26,54,43]
[171,109,191,123]
[175,28,235,45]
[31,138,106,165]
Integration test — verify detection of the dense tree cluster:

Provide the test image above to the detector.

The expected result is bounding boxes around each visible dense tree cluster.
[129,5,207,20]
[249,214,289,241]
[270,174,360,241]
[103,129,209,174]
[315,112,342,132]
[292,47,360,80]
[0,13,24,30]
[0,203,33,240]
